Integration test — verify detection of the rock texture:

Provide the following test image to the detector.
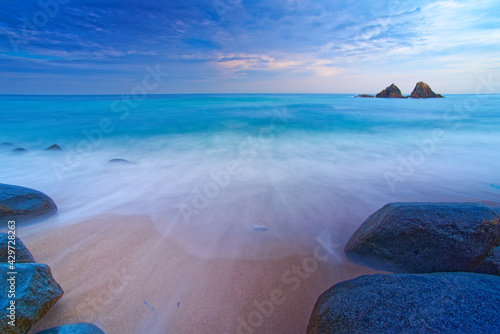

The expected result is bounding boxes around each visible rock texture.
[0,183,58,223]
[307,272,500,334]
[475,245,500,276]
[375,84,404,98]
[0,233,36,263]
[0,263,64,333]
[344,202,500,274]
[355,94,374,98]
[45,144,62,151]
[35,323,106,334]
[411,81,444,98]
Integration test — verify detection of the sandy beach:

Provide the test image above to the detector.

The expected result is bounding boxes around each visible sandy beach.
[13,214,382,334]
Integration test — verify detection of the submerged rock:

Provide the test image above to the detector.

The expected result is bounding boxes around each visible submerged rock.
[355,94,374,98]
[0,233,36,263]
[410,81,444,98]
[0,183,58,223]
[0,263,64,333]
[307,272,500,334]
[375,84,404,98]
[35,323,106,334]
[108,159,132,164]
[45,144,62,151]
[344,202,500,275]
[12,148,28,153]
[1,142,14,146]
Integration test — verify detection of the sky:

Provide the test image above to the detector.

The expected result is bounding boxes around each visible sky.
[0,0,499,94]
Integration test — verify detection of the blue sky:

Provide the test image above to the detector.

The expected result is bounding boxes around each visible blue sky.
[1,0,499,94]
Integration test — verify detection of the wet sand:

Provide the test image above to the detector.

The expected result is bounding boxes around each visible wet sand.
[18,215,381,334]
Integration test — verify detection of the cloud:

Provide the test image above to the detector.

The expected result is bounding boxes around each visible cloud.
[0,0,499,93]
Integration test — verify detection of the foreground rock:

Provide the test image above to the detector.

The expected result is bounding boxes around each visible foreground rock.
[36,323,106,334]
[345,202,500,275]
[355,94,374,98]
[0,263,64,333]
[307,272,500,334]
[0,183,58,223]
[0,233,35,263]
[411,81,444,98]
[375,83,404,98]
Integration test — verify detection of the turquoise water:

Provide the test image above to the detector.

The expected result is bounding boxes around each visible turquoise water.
[1,94,499,258]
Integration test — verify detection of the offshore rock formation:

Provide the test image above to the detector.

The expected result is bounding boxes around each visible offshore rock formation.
[410,81,444,98]
[375,84,404,98]
[355,94,374,98]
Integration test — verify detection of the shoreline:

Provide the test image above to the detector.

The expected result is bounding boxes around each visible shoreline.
[16,214,382,333]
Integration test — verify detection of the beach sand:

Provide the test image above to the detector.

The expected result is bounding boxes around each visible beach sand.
[18,215,382,334]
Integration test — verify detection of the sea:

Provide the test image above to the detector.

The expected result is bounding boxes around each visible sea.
[1,94,500,259]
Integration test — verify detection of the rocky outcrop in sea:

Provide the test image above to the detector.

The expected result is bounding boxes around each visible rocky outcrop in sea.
[375,83,404,98]
[411,81,444,98]
[356,81,445,99]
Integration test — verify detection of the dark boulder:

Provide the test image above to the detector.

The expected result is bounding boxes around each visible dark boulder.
[45,144,62,151]
[411,81,444,98]
[375,83,404,98]
[307,272,500,334]
[355,94,374,98]
[35,323,106,334]
[0,184,58,223]
[0,233,36,263]
[344,202,500,275]
[0,263,64,333]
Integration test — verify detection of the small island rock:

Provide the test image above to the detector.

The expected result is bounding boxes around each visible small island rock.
[355,94,374,98]
[410,81,444,98]
[375,83,404,98]
[307,272,500,334]
[12,148,29,153]
[0,183,58,223]
[344,202,500,275]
